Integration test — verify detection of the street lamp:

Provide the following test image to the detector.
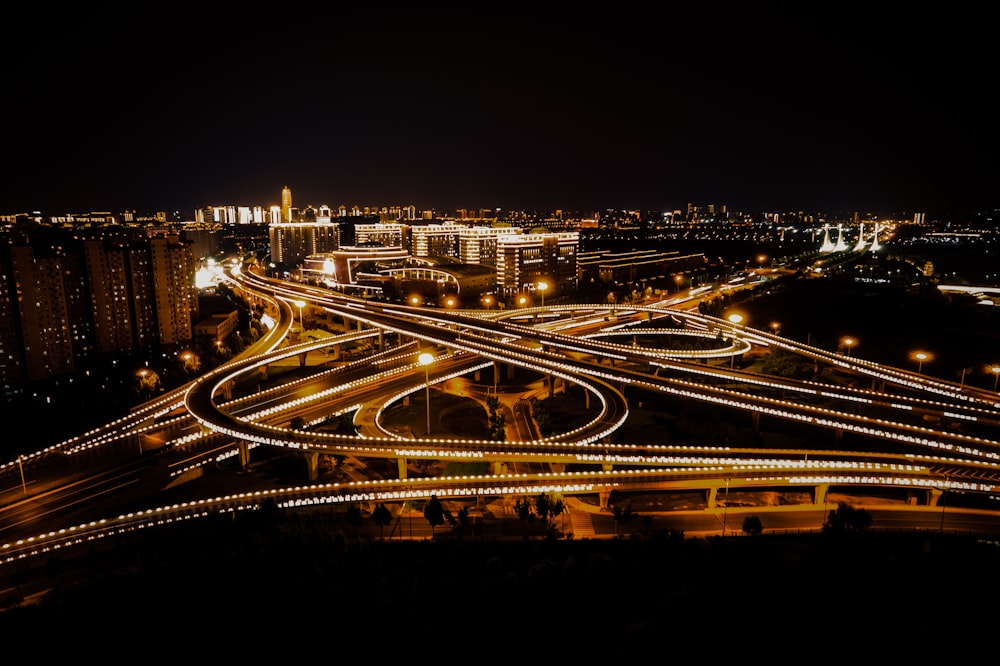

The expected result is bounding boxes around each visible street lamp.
[842,337,856,357]
[770,321,781,336]
[722,477,730,536]
[726,313,744,369]
[537,281,548,308]
[914,351,929,373]
[419,352,434,436]
[674,274,684,293]
[991,365,1000,392]
[293,299,305,333]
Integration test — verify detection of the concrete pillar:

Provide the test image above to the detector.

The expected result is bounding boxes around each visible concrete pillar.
[707,486,718,508]
[398,457,408,479]
[929,488,943,506]
[598,490,611,509]
[305,451,319,482]
[238,441,251,469]
[378,329,384,351]
[815,483,829,505]
[491,461,505,475]
[751,411,760,431]
[298,352,308,367]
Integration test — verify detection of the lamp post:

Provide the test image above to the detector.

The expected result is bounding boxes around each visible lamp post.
[914,351,929,373]
[537,281,548,308]
[991,365,1000,392]
[293,299,305,333]
[722,477,730,536]
[727,313,743,369]
[419,352,434,436]
[842,337,855,357]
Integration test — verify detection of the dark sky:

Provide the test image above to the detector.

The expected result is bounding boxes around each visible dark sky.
[3,7,995,219]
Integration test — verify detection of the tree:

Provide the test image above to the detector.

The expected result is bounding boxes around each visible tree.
[514,497,535,537]
[612,501,636,537]
[371,502,393,540]
[345,504,364,536]
[824,502,873,533]
[134,368,161,400]
[486,395,507,441]
[742,514,764,536]
[455,506,470,538]
[423,495,445,536]
[534,493,551,527]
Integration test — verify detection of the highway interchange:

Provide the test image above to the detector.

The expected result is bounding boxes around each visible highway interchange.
[2,261,1000,566]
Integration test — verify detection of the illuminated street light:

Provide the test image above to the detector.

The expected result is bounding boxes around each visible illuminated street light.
[293,299,305,333]
[674,274,684,293]
[537,281,548,308]
[913,351,930,374]
[419,352,434,436]
[726,313,743,369]
[518,295,528,308]
[841,337,856,358]
[991,365,1000,392]
[770,321,781,336]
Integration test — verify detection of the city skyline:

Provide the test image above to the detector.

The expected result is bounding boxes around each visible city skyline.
[3,8,996,220]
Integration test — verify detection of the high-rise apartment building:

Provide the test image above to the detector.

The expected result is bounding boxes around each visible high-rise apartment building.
[410,222,464,258]
[281,186,293,223]
[495,231,579,298]
[269,221,340,268]
[0,230,198,391]
[458,225,523,267]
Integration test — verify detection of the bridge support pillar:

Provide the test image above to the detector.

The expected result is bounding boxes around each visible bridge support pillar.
[598,490,611,510]
[491,461,506,475]
[834,428,843,445]
[929,488,943,506]
[815,483,830,505]
[707,486,718,508]
[305,451,318,482]
[751,411,760,431]
[298,352,307,367]
[507,363,516,379]
[238,440,250,469]
[398,457,408,479]
[378,329,384,351]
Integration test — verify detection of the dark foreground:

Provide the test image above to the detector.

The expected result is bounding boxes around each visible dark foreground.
[2,506,998,656]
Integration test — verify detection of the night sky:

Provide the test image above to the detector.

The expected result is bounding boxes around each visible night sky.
[3,7,995,219]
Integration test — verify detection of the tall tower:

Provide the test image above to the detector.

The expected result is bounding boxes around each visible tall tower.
[281,186,293,223]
